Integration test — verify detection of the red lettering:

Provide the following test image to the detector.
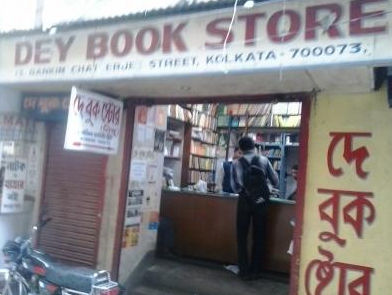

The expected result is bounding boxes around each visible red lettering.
[327,132,371,179]
[205,18,234,49]
[306,247,373,295]
[55,36,75,62]
[350,0,387,35]
[86,32,108,60]
[268,10,301,43]
[15,42,32,65]
[306,4,343,40]
[135,27,160,55]
[110,30,133,57]
[34,39,51,64]
[162,22,188,53]
[238,13,266,46]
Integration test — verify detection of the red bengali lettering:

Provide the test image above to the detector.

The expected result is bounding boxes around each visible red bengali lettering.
[318,188,375,245]
[305,247,373,295]
[327,132,371,179]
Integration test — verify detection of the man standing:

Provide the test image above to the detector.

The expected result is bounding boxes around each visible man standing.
[233,136,279,280]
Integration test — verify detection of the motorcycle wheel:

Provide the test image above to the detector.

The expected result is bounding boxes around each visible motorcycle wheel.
[1,273,28,295]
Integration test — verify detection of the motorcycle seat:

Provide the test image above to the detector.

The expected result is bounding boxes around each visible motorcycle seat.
[46,262,97,293]
[29,250,97,293]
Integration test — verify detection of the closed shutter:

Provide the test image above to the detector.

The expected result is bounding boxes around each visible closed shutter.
[38,123,107,268]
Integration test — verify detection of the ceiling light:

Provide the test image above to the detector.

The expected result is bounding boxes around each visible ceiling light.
[244,0,254,9]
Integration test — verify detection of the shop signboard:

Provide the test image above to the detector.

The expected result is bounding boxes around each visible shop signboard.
[0,0,391,82]
[0,159,27,213]
[22,93,70,121]
[298,89,392,295]
[64,87,123,155]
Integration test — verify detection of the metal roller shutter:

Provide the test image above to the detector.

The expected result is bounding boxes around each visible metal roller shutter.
[38,123,107,268]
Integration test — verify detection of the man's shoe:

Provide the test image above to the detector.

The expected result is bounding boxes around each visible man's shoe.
[238,272,252,281]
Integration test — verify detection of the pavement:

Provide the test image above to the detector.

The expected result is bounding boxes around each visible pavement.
[129,258,289,295]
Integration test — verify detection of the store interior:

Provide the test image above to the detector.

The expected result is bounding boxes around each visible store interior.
[163,102,301,197]
[158,101,302,276]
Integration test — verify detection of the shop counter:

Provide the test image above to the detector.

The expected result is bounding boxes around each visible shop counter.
[160,189,295,274]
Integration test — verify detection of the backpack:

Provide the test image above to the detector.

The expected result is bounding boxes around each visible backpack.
[238,156,270,205]
[222,161,235,193]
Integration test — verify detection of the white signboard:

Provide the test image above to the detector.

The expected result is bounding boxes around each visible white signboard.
[64,87,123,155]
[0,0,392,82]
[1,159,27,213]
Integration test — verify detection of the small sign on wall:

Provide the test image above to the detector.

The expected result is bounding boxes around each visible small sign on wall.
[0,159,27,213]
[64,87,123,155]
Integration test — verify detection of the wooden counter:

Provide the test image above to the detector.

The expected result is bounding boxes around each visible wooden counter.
[159,190,295,274]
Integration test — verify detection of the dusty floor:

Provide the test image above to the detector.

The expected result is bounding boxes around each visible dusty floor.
[131,258,289,295]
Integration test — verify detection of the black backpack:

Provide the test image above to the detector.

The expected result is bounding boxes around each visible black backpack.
[238,156,270,205]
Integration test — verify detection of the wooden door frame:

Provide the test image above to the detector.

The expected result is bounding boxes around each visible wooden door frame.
[111,93,311,295]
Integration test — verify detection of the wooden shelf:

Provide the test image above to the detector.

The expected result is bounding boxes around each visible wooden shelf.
[191,137,216,146]
[217,127,300,133]
[167,137,182,143]
[189,168,215,172]
[165,156,181,160]
[168,116,191,126]
[256,142,282,147]
[190,153,216,159]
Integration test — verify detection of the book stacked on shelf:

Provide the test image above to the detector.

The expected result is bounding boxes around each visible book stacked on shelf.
[190,155,215,170]
[272,115,301,127]
[167,104,192,122]
[189,170,214,184]
[191,109,217,130]
[191,141,216,158]
[218,103,273,116]
[164,138,181,158]
[192,128,218,145]
[260,149,282,158]
[217,114,271,128]
[167,130,181,140]
[186,104,218,116]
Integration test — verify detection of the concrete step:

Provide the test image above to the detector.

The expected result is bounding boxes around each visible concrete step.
[142,259,289,295]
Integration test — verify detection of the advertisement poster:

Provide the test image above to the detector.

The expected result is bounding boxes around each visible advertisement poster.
[125,190,143,226]
[122,225,140,248]
[64,87,123,155]
[25,144,39,196]
[147,165,158,184]
[148,211,159,230]
[136,106,148,124]
[0,159,27,213]
[155,107,167,130]
[130,161,147,182]
[154,130,165,152]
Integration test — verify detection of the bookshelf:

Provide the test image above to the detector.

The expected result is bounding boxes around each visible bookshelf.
[164,117,188,187]
[187,105,219,189]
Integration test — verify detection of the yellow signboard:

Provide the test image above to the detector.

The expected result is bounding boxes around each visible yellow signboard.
[299,86,392,295]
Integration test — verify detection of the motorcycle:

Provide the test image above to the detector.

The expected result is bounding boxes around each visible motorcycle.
[1,218,123,295]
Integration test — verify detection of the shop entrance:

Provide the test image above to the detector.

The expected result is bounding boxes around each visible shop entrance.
[115,94,310,295]
[159,101,302,273]
[38,123,107,268]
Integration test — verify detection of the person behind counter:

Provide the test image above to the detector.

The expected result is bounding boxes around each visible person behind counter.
[285,164,298,200]
[233,136,279,280]
[216,147,242,194]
